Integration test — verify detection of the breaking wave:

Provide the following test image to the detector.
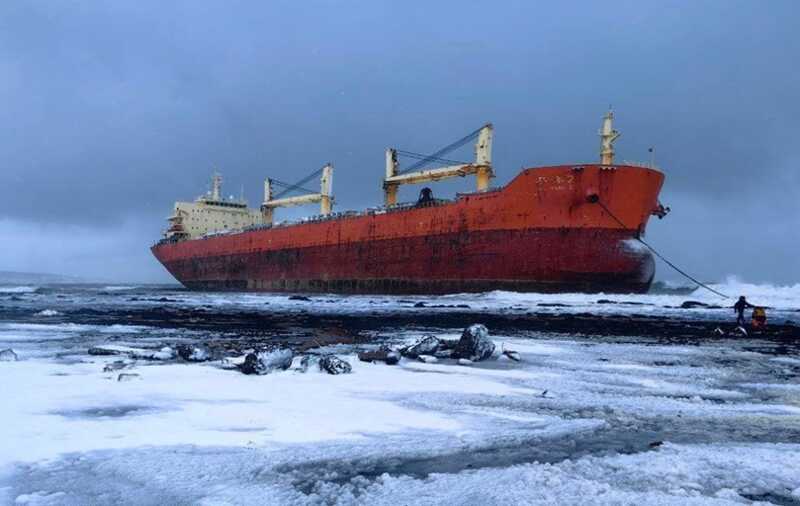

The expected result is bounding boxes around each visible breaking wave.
[35,309,62,317]
[0,286,38,294]
[697,276,800,307]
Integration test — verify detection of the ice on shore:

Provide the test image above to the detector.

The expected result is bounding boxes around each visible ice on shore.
[1,332,799,504]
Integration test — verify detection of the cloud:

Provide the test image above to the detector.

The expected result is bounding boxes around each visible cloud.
[0,1,798,282]
[0,217,171,283]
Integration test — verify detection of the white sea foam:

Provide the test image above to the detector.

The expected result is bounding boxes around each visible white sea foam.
[0,286,37,294]
[0,322,149,343]
[34,309,62,317]
[700,275,800,307]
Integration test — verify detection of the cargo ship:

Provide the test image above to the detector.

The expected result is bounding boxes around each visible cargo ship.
[152,112,668,294]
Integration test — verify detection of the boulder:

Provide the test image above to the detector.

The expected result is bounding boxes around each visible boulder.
[103,360,130,372]
[176,344,211,362]
[88,346,122,356]
[298,355,317,373]
[239,347,294,375]
[454,324,495,361]
[0,348,18,361]
[137,346,174,361]
[680,300,709,309]
[457,358,473,366]
[401,335,440,358]
[319,355,352,374]
[88,345,174,360]
[438,339,459,350]
[733,326,748,337]
[117,373,140,382]
[358,346,400,365]
[289,295,311,302]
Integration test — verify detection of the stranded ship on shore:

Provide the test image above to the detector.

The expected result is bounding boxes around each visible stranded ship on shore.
[152,112,668,294]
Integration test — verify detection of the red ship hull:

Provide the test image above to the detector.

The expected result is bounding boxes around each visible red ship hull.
[152,165,665,294]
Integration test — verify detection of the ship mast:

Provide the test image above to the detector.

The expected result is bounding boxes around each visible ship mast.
[599,110,620,165]
[210,172,223,201]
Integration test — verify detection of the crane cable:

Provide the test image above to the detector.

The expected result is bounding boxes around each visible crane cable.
[395,150,469,167]
[272,167,326,199]
[397,124,486,175]
[595,200,730,299]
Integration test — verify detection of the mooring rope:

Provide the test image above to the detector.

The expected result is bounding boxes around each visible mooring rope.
[595,200,730,299]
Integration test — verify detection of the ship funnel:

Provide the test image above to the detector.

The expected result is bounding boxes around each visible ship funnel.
[599,110,620,165]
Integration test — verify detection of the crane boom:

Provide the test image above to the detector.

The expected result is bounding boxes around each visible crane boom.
[382,124,493,206]
[261,164,334,224]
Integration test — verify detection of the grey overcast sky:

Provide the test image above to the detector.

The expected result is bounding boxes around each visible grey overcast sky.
[0,0,798,284]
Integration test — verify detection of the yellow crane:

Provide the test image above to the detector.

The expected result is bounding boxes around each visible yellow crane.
[261,164,334,225]
[382,124,494,206]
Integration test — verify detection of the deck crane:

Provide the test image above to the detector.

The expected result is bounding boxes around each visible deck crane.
[261,164,334,225]
[382,123,494,206]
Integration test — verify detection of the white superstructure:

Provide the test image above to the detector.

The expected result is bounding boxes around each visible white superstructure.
[164,168,336,240]
[165,173,263,240]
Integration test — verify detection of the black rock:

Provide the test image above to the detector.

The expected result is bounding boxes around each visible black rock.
[176,344,211,362]
[454,324,495,361]
[502,349,521,362]
[88,346,122,356]
[239,347,294,375]
[438,339,459,350]
[289,295,311,301]
[413,301,427,308]
[319,355,352,374]
[596,299,616,304]
[358,346,400,365]
[537,303,570,307]
[298,355,317,373]
[680,300,709,309]
[401,335,440,358]
[117,373,140,382]
[0,348,19,361]
[103,360,129,372]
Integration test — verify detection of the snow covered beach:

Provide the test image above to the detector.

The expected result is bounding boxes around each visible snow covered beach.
[1,283,799,505]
